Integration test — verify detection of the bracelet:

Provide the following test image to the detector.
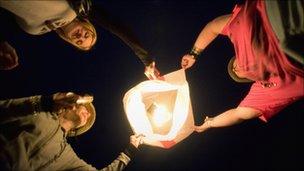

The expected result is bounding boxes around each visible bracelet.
[189,46,202,59]
[204,116,213,128]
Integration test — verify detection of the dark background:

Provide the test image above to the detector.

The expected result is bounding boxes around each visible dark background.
[0,0,303,171]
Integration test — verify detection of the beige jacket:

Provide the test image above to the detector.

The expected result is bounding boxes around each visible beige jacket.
[0,95,130,171]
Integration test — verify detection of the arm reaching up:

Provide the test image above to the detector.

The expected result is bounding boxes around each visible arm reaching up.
[89,5,164,79]
[195,107,262,133]
[181,14,231,69]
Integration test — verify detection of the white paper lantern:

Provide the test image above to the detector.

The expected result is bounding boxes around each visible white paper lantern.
[123,69,194,148]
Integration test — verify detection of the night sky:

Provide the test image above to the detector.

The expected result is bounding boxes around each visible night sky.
[0,0,303,171]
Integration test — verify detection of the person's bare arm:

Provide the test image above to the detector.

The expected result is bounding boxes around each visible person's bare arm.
[193,14,231,51]
[195,107,262,133]
[181,14,231,69]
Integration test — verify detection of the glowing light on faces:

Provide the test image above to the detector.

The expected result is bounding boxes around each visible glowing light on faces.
[71,28,93,48]
[77,106,90,128]
[65,22,93,49]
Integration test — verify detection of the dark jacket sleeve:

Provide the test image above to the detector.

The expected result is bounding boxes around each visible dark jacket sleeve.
[88,5,154,66]
[0,95,53,124]
[0,8,11,42]
[99,144,138,170]
[0,7,25,43]
[62,144,132,171]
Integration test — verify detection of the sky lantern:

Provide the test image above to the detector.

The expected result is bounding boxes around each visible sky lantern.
[123,69,194,148]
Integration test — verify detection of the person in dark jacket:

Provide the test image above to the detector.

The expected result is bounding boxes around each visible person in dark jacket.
[0,92,143,170]
[0,0,161,79]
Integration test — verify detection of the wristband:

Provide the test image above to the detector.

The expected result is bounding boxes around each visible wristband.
[123,143,139,159]
[189,46,202,59]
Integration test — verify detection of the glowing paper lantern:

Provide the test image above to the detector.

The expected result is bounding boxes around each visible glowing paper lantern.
[123,69,194,148]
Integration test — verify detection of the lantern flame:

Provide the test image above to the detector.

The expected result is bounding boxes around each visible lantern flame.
[151,103,172,127]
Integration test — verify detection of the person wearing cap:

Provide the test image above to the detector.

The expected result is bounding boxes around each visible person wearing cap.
[0,0,161,80]
[0,92,143,170]
[180,0,303,132]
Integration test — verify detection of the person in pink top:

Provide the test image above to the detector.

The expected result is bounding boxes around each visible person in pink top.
[180,0,304,132]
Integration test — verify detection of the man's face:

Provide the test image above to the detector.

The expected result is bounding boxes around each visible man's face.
[61,105,91,129]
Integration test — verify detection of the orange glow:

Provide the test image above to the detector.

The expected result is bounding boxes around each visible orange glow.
[123,69,194,148]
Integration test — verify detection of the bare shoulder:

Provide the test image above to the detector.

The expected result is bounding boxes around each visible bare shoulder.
[209,14,232,34]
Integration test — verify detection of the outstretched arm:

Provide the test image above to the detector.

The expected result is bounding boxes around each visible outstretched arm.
[0,95,49,124]
[63,135,143,171]
[195,107,262,133]
[181,14,231,69]
[100,135,143,171]
[89,6,153,66]
[192,14,231,52]
[0,92,91,124]
[89,6,163,79]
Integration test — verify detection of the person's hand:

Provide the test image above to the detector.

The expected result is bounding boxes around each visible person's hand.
[181,54,196,69]
[144,61,164,80]
[52,92,93,112]
[130,134,145,148]
[194,116,213,133]
[0,41,19,70]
